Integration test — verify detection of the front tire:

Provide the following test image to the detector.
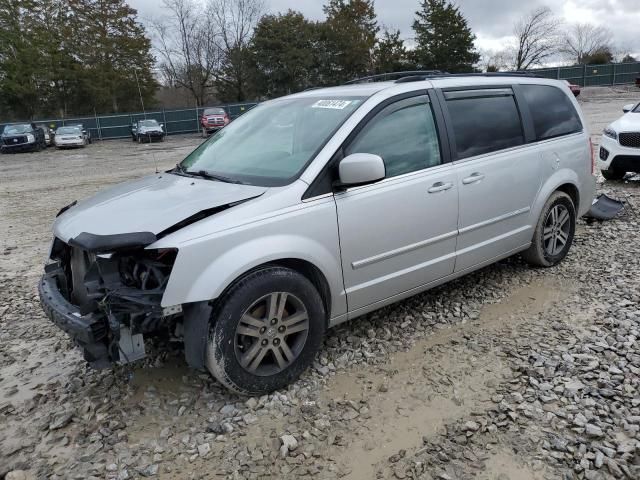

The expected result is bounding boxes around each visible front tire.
[523,191,576,267]
[601,168,625,180]
[206,266,326,395]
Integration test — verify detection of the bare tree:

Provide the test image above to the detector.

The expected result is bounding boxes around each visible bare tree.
[150,0,223,106]
[513,7,561,70]
[207,0,264,101]
[478,49,510,72]
[562,23,614,64]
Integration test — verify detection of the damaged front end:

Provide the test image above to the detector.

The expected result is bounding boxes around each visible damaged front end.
[38,233,180,368]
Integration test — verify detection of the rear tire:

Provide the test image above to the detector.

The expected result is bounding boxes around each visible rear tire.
[523,191,576,267]
[206,266,326,395]
[601,168,625,180]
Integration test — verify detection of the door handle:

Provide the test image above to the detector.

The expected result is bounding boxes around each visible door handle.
[462,172,485,184]
[427,181,454,193]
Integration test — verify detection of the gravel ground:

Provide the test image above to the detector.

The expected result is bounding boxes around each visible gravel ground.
[1,87,639,480]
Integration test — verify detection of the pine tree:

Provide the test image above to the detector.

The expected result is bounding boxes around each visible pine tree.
[67,0,157,113]
[412,0,479,73]
[322,0,379,83]
[0,0,47,118]
[250,11,320,98]
[374,29,412,74]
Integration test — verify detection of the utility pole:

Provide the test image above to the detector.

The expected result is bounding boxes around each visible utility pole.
[134,69,146,118]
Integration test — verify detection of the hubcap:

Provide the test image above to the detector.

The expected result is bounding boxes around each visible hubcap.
[543,204,571,256]
[234,292,310,376]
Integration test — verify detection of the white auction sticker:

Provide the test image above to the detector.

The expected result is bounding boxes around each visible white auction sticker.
[311,99,352,109]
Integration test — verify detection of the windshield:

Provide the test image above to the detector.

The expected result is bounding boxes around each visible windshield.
[180,96,365,186]
[139,120,159,127]
[57,126,81,135]
[3,124,31,135]
[204,108,225,115]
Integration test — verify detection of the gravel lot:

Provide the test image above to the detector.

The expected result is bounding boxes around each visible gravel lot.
[1,87,639,480]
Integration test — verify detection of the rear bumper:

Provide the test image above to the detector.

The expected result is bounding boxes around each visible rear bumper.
[38,266,110,365]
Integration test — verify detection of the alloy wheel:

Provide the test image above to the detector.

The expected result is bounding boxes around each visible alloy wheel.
[234,292,309,376]
[543,204,571,256]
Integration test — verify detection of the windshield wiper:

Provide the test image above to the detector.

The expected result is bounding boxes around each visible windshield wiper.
[187,169,245,184]
[171,164,244,184]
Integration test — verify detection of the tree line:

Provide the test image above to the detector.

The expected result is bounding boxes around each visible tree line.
[1,0,635,120]
[0,0,479,119]
[153,0,479,104]
[0,0,157,120]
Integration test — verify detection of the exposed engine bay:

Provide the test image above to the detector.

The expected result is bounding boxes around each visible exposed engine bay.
[39,234,180,368]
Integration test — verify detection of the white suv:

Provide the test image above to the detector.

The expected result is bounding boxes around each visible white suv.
[599,102,640,179]
[39,73,596,394]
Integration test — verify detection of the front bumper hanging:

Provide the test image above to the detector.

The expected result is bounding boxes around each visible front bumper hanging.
[39,264,111,367]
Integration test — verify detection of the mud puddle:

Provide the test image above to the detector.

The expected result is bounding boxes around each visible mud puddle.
[325,277,573,479]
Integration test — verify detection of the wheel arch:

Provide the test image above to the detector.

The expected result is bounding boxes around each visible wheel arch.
[212,258,333,328]
[532,170,582,221]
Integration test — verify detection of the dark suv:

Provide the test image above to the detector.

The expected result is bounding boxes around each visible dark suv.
[1,123,46,153]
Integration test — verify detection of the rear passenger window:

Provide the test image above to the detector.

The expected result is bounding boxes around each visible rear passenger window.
[346,96,441,178]
[522,85,582,140]
[446,92,524,159]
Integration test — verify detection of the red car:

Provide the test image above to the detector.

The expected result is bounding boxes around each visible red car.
[200,107,230,136]
[564,80,581,97]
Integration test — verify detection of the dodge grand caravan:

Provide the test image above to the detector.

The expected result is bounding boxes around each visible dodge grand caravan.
[39,73,596,395]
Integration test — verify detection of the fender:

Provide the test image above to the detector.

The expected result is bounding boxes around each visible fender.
[162,233,347,317]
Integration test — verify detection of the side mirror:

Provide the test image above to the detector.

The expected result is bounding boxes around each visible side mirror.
[623,103,635,113]
[338,153,385,187]
[160,124,164,128]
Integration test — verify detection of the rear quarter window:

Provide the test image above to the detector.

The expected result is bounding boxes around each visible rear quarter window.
[522,84,582,141]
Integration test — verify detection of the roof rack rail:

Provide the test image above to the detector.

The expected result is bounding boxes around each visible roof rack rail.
[344,70,543,86]
[344,70,444,85]
[403,72,544,83]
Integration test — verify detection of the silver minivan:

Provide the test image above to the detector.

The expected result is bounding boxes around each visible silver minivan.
[39,73,596,394]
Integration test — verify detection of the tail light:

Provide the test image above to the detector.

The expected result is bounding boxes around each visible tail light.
[589,137,596,175]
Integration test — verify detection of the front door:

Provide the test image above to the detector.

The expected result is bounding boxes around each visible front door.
[334,94,459,313]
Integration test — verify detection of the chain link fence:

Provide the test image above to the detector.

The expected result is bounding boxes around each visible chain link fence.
[0,102,258,141]
[531,61,640,87]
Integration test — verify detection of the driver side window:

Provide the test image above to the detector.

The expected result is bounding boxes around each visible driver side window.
[346,95,441,178]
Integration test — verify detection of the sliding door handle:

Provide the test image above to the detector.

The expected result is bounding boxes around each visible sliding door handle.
[462,172,485,184]
[428,181,454,193]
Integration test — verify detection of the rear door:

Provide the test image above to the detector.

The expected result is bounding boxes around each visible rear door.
[440,87,542,271]
[334,93,459,313]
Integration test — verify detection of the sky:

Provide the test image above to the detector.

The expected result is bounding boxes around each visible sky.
[128,0,640,59]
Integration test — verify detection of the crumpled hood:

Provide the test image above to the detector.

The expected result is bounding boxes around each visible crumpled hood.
[611,113,640,132]
[54,173,266,242]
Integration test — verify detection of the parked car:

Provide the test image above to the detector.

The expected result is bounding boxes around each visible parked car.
[36,124,54,146]
[39,73,596,395]
[54,125,90,148]
[1,123,46,153]
[131,119,165,142]
[564,80,580,97]
[200,107,230,136]
[598,101,640,179]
